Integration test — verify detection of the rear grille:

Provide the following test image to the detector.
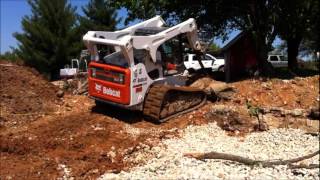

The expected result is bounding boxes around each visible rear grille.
[95,73,114,82]
[91,67,125,84]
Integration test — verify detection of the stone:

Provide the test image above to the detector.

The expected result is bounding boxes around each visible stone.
[56,90,64,98]
[308,108,320,120]
[290,109,304,117]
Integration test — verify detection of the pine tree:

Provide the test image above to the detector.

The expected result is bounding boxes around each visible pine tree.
[78,0,120,33]
[14,0,80,79]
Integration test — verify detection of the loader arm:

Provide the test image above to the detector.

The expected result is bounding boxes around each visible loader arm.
[83,16,166,64]
[132,18,202,62]
[84,16,165,42]
[83,16,203,64]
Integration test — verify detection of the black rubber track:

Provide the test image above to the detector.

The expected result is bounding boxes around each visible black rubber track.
[143,85,207,122]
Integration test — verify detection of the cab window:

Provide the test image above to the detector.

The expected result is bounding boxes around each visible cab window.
[280,56,286,61]
[205,55,213,60]
[269,56,278,61]
[184,55,189,61]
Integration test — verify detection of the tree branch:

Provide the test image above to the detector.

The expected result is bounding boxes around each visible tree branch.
[289,164,319,169]
[184,150,319,168]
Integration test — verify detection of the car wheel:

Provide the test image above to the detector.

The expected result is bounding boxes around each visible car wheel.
[218,66,225,72]
[187,68,196,74]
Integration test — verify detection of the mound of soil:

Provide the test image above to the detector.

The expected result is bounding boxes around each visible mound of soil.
[0,110,183,179]
[0,63,61,128]
[230,76,319,110]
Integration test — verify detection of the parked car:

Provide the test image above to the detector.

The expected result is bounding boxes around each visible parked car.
[267,55,288,68]
[184,53,225,72]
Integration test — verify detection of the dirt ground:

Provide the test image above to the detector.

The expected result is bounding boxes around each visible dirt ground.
[230,76,319,110]
[0,62,319,179]
[0,62,62,128]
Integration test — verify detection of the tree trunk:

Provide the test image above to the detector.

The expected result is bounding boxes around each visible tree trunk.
[254,33,275,76]
[287,36,302,71]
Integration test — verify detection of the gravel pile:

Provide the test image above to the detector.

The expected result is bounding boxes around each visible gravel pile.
[100,123,319,180]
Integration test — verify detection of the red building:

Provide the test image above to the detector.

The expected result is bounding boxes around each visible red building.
[221,32,258,82]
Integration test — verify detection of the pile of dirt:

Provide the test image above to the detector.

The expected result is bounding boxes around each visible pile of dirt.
[230,75,319,110]
[0,63,62,128]
[0,113,143,178]
[212,75,320,134]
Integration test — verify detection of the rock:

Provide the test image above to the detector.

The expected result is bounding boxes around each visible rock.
[190,77,212,90]
[308,108,320,120]
[282,80,290,83]
[51,80,64,89]
[290,109,304,117]
[206,81,231,94]
[65,103,72,108]
[254,122,269,131]
[56,90,64,98]
[2,94,13,99]
[261,83,271,90]
[190,77,233,100]
[210,105,233,115]
[233,99,241,104]
[267,107,306,117]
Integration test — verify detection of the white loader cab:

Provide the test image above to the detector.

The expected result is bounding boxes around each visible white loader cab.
[59,59,80,78]
[59,50,89,78]
[184,53,225,72]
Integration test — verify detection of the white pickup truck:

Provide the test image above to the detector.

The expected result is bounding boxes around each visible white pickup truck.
[267,55,288,68]
[184,53,225,72]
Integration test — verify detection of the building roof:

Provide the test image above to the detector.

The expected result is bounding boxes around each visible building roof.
[220,31,246,52]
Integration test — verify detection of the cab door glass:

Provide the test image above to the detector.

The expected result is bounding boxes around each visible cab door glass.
[184,55,189,62]
[280,56,287,61]
[270,56,278,61]
[205,55,213,60]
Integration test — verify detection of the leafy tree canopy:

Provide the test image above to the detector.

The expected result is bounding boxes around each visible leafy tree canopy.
[276,0,319,69]
[113,0,318,72]
[14,0,80,79]
[112,0,278,74]
[78,0,121,33]
[0,48,19,62]
[207,43,221,53]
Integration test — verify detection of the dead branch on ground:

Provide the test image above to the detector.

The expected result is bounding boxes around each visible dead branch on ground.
[184,150,319,168]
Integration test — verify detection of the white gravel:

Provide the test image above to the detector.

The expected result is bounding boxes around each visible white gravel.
[99,123,320,180]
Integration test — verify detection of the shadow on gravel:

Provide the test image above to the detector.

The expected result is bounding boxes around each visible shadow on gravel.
[91,103,145,124]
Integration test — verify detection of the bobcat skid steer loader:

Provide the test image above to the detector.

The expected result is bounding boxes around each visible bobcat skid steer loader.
[83,16,206,122]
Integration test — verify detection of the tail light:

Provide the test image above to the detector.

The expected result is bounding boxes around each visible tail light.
[112,71,125,84]
[91,68,96,77]
[115,73,125,84]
